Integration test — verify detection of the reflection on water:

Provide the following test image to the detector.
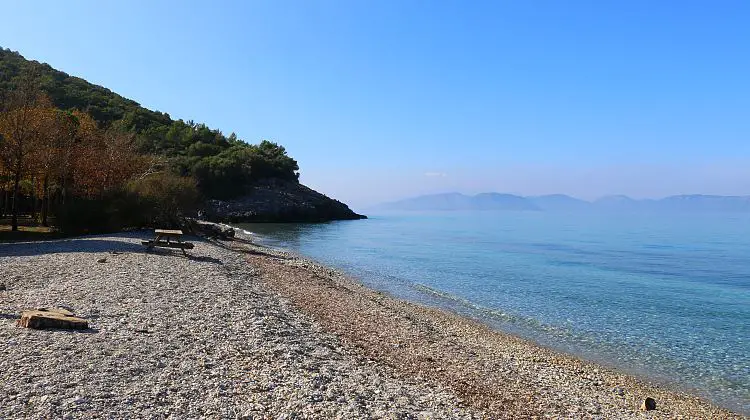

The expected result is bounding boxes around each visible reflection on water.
[241,222,323,249]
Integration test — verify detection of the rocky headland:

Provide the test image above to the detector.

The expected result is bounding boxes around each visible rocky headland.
[203,179,366,223]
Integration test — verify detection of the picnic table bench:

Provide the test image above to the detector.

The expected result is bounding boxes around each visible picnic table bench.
[141,229,194,255]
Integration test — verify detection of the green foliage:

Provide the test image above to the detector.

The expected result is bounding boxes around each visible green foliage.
[191,147,253,199]
[187,142,222,158]
[247,140,300,181]
[188,142,300,198]
[127,173,199,227]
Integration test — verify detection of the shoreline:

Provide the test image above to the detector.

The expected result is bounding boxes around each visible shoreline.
[0,232,743,418]
[243,228,748,416]
[386,278,733,411]
[234,236,742,418]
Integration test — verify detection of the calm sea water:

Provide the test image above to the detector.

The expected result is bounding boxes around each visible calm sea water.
[238,211,750,413]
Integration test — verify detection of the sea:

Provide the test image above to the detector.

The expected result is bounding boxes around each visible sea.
[238,211,750,414]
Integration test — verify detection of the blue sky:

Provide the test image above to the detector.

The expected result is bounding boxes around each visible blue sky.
[2,1,749,208]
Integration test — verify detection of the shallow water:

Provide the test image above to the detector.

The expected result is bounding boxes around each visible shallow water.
[238,211,750,413]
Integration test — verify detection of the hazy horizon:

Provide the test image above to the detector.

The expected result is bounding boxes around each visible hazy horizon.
[372,188,750,205]
[309,162,750,210]
[3,1,749,211]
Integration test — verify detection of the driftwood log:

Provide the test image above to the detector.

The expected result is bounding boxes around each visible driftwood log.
[18,308,89,330]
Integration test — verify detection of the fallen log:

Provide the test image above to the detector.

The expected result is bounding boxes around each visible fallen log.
[18,308,89,330]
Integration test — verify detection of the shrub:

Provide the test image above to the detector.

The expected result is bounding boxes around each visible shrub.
[126,173,199,227]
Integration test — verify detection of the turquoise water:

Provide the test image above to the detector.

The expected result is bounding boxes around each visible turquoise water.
[238,211,750,413]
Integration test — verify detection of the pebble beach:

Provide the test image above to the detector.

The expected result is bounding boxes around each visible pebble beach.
[0,232,743,419]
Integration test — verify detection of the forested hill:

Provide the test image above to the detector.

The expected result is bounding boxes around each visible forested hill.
[0,47,364,231]
[0,48,170,130]
[0,47,302,198]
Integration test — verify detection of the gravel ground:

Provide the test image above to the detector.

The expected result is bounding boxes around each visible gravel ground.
[0,232,743,419]
[0,233,477,419]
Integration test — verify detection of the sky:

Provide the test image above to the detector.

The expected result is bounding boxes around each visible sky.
[1,1,749,209]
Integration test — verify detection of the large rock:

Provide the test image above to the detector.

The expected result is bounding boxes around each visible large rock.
[18,308,89,330]
[204,179,367,223]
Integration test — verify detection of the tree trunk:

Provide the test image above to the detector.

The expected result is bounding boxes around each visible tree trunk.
[41,175,49,227]
[61,173,67,206]
[11,167,21,232]
[31,176,37,222]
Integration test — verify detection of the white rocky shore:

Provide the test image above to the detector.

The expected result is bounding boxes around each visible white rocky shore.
[0,233,742,419]
[0,233,473,419]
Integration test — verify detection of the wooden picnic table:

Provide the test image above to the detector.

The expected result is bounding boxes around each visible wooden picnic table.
[141,229,194,255]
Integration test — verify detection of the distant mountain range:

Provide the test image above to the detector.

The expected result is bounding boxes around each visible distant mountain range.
[374,193,750,213]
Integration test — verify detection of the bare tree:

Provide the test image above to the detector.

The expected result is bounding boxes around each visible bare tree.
[0,75,47,231]
[31,109,77,226]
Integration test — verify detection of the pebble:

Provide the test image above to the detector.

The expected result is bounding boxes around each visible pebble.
[0,233,478,418]
[239,232,743,420]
